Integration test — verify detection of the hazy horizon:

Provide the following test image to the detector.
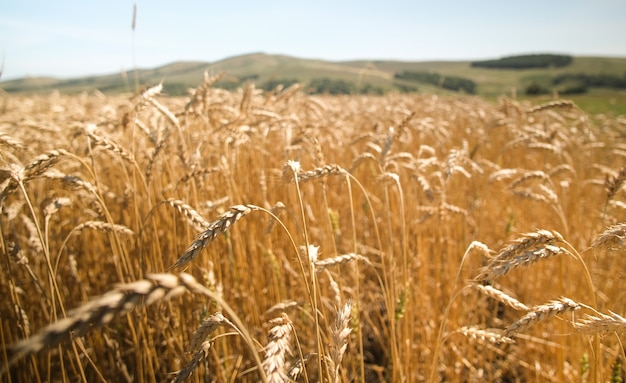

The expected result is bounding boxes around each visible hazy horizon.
[1,0,625,81]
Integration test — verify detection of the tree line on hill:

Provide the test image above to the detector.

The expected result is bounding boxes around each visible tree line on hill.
[471,54,573,69]
[393,71,476,94]
[525,73,626,95]
[211,76,413,95]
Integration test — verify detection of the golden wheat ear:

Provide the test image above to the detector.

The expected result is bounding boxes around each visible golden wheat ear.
[7,273,201,367]
[172,204,254,269]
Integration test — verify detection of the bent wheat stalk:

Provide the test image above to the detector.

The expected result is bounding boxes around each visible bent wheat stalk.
[6,273,267,381]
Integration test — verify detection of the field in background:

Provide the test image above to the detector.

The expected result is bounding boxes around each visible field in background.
[2,53,626,115]
[1,79,625,382]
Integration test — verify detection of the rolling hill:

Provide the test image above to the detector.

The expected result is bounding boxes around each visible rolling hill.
[2,52,625,114]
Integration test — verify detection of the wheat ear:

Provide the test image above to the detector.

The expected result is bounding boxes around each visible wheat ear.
[172,341,213,383]
[172,204,254,268]
[329,302,352,383]
[171,312,236,383]
[314,253,371,272]
[588,223,626,251]
[574,311,626,334]
[456,326,514,345]
[472,283,530,311]
[504,297,581,338]
[165,198,211,232]
[281,162,347,184]
[263,313,293,383]
[475,230,565,281]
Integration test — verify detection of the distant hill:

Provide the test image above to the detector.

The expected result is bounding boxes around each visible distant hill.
[1,52,626,114]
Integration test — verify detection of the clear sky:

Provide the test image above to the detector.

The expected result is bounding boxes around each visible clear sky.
[1,0,625,80]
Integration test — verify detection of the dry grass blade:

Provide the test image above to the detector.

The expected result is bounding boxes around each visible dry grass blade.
[504,297,581,337]
[173,205,254,268]
[475,230,564,281]
[263,313,292,383]
[574,311,626,334]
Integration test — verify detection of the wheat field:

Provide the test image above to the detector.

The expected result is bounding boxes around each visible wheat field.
[1,77,625,382]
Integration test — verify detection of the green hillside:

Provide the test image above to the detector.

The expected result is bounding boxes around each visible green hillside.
[2,52,625,114]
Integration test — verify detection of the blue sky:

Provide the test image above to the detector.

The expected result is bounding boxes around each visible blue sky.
[1,0,625,80]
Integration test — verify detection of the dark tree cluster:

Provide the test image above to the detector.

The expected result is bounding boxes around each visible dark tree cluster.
[552,73,626,89]
[525,72,626,95]
[471,54,573,69]
[260,78,300,91]
[394,71,476,94]
[306,78,385,95]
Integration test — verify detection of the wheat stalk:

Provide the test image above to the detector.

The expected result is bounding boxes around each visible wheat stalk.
[8,274,189,362]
